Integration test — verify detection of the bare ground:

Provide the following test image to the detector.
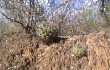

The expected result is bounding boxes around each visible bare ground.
[0,31,110,70]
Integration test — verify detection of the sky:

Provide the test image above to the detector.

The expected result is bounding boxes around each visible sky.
[38,0,99,11]
[74,0,98,8]
[0,0,99,20]
[39,0,98,6]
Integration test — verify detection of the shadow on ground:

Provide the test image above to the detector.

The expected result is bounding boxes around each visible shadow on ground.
[0,31,110,70]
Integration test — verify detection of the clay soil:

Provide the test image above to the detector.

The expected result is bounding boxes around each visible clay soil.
[0,31,110,70]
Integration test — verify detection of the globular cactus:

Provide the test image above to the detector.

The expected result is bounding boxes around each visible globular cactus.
[72,45,86,58]
[36,24,58,44]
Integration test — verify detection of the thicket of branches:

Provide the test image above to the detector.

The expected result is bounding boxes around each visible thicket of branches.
[0,0,110,35]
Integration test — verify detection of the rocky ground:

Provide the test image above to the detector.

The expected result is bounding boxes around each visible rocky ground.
[0,31,110,70]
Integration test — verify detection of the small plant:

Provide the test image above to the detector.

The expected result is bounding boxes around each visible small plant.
[72,46,85,57]
[35,24,58,44]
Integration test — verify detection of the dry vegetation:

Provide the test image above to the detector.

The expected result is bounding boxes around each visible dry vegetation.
[0,0,110,70]
[0,31,110,70]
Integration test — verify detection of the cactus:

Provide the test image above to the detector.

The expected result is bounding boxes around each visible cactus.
[35,24,58,44]
[72,46,86,57]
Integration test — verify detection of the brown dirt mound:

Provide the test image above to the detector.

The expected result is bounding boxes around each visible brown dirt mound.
[0,31,110,70]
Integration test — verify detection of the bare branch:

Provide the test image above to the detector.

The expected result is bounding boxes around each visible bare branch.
[0,12,26,29]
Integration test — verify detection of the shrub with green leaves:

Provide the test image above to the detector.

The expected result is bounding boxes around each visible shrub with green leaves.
[35,24,58,44]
